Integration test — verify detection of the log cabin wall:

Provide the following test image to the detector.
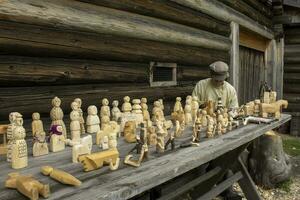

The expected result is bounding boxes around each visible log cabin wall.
[0,0,274,123]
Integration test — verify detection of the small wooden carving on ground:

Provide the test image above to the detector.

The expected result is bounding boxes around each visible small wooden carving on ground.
[50,97,67,139]
[41,166,81,186]
[49,125,65,152]
[72,135,92,163]
[11,113,28,169]
[74,98,85,134]
[86,105,100,134]
[78,148,120,171]
[5,172,50,200]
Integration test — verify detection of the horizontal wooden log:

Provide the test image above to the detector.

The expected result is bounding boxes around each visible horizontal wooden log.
[284,73,300,83]
[0,0,231,51]
[170,0,274,39]
[284,83,300,93]
[77,0,230,36]
[0,56,209,86]
[242,0,272,18]
[0,83,195,119]
[218,0,272,27]
[273,15,300,25]
[284,56,300,64]
[284,64,300,72]
[285,27,300,36]
[283,93,300,103]
[285,34,300,44]
[285,44,300,55]
[0,21,229,66]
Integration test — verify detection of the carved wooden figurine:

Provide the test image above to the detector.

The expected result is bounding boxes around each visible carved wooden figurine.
[171,111,185,137]
[152,100,165,122]
[122,96,132,113]
[174,97,183,113]
[206,116,215,138]
[193,114,202,143]
[124,121,137,143]
[191,96,199,121]
[74,98,85,134]
[141,97,150,122]
[254,99,261,117]
[201,110,208,127]
[11,114,28,169]
[33,131,48,157]
[96,121,120,147]
[49,125,65,152]
[86,105,100,134]
[100,98,111,129]
[216,110,224,136]
[41,166,81,186]
[78,148,120,171]
[269,91,277,103]
[5,172,50,200]
[111,100,121,122]
[0,125,8,155]
[31,112,44,137]
[102,136,109,150]
[7,112,19,162]
[124,123,148,167]
[132,99,144,124]
[184,98,193,125]
[156,120,165,153]
[72,135,92,163]
[222,108,229,134]
[66,102,81,146]
[108,130,118,149]
[50,97,67,138]
[261,100,288,119]
[158,98,165,116]
[205,100,215,116]
[147,125,157,146]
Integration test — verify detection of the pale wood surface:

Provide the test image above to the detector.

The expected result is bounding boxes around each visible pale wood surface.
[0,114,291,199]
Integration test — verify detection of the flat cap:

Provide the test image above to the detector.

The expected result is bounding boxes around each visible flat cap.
[209,61,229,81]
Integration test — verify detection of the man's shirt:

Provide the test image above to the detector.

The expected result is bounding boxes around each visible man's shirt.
[192,78,239,109]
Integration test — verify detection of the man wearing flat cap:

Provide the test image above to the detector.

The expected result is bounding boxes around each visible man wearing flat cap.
[192,61,239,110]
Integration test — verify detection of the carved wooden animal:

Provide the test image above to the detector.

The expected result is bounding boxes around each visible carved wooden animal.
[5,172,50,200]
[72,135,92,163]
[260,100,288,119]
[78,149,120,171]
[41,166,81,186]
[96,121,120,147]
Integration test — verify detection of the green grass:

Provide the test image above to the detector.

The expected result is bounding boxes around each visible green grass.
[276,179,293,192]
[282,138,300,157]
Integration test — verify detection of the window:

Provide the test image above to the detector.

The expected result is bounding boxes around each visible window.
[149,62,177,87]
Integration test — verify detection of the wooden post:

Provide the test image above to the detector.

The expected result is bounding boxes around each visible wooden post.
[264,39,277,90]
[276,38,284,99]
[230,21,239,95]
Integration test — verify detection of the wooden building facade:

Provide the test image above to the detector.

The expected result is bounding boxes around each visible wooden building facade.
[0,0,282,124]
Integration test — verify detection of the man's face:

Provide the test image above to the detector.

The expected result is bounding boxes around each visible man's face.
[211,78,224,87]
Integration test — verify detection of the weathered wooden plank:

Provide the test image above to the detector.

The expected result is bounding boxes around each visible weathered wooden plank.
[170,0,274,39]
[0,21,229,66]
[76,0,230,36]
[239,28,268,52]
[0,84,195,119]
[0,115,291,200]
[218,0,272,27]
[0,0,231,50]
[284,73,300,83]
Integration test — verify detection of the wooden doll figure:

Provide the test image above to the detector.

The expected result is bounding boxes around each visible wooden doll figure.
[50,96,67,138]
[74,98,85,134]
[141,97,150,122]
[152,101,165,122]
[111,100,121,122]
[201,110,208,127]
[216,110,223,136]
[33,131,49,157]
[49,125,65,152]
[132,99,144,124]
[158,99,165,116]
[32,112,44,137]
[122,96,132,113]
[184,98,192,125]
[254,99,261,117]
[11,114,28,169]
[7,112,19,162]
[100,98,111,119]
[5,172,50,200]
[193,115,202,143]
[156,120,165,153]
[86,105,100,134]
[191,96,199,121]
[68,102,81,145]
[206,116,215,138]
[174,97,183,113]
[108,131,118,149]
